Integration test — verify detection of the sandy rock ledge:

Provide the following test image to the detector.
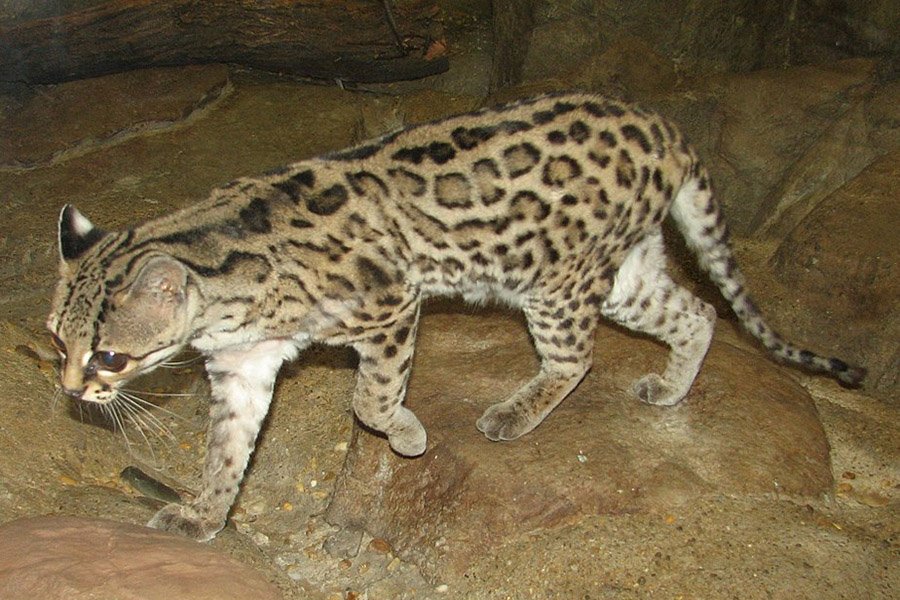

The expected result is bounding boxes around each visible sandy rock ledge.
[0,515,281,600]
[326,309,834,580]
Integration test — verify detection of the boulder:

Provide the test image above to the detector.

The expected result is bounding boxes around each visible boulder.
[0,516,281,600]
[769,150,900,398]
[0,64,231,170]
[326,308,833,580]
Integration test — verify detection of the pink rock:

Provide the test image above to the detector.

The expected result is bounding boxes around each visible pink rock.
[0,516,280,600]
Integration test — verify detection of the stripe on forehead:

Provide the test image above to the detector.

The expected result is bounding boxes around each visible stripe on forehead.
[55,230,131,333]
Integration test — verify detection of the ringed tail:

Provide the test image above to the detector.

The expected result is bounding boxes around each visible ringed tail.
[667,163,866,388]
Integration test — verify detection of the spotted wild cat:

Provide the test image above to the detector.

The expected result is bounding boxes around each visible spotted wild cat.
[46,92,864,541]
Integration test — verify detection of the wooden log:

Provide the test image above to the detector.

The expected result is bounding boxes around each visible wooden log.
[0,0,449,84]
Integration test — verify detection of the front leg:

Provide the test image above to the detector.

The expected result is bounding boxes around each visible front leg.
[351,297,425,457]
[148,340,298,541]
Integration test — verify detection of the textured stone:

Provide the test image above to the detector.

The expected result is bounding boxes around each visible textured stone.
[769,150,900,398]
[0,64,231,169]
[711,58,879,232]
[326,309,833,579]
[0,516,281,600]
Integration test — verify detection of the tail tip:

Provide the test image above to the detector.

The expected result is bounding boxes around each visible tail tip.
[830,357,866,388]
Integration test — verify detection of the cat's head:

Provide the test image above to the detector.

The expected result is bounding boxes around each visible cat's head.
[46,205,200,404]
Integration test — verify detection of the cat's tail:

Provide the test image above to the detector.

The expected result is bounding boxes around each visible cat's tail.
[667,164,866,388]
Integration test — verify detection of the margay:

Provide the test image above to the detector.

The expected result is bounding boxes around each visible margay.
[47,92,864,541]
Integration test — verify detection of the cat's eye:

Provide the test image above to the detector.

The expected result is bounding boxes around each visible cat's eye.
[49,332,67,357]
[92,351,129,373]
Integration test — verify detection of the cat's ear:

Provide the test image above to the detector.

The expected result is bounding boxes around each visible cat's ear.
[125,255,188,307]
[58,205,105,263]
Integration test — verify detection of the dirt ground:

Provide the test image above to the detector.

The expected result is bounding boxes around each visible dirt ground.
[0,10,897,599]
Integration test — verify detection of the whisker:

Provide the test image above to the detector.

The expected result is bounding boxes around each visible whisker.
[103,401,134,452]
[118,392,189,423]
[159,355,203,368]
[50,386,63,412]
[121,388,195,398]
[113,398,162,459]
[117,393,177,441]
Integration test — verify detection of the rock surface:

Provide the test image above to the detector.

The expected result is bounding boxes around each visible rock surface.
[0,516,281,600]
[769,150,900,398]
[326,309,833,579]
[0,64,231,170]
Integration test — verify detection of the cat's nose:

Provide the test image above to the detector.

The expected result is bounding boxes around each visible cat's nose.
[61,386,84,400]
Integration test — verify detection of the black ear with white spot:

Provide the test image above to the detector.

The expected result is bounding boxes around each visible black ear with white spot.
[58,205,105,261]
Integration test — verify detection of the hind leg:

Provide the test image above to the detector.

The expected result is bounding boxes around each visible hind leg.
[602,232,716,406]
[477,294,599,441]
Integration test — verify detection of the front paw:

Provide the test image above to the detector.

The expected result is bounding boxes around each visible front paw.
[388,423,427,457]
[147,503,224,542]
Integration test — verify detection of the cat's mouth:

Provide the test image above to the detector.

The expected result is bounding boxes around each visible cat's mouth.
[60,381,119,405]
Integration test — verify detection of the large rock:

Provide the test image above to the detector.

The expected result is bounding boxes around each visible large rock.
[326,309,833,580]
[0,64,231,170]
[709,58,880,233]
[750,78,900,237]
[769,150,900,399]
[0,516,281,600]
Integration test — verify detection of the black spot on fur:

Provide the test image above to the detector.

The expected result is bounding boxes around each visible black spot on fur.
[615,149,636,188]
[599,130,617,148]
[649,123,665,152]
[394,326,410,345]
[503,142,542,178]
[605,102,626,117]
[588,151,611,169]
[652,168,664,192]
[829,357,849,372]
[428,142,457,164]
[547,130,567,144]
[392,146,427,165]
[568,121,591,143]
[329,143,382,161]
[511,190,551,222]
[542,155,583,186]
[291,169,316,188]
[388,167,427,196]
[327,273,357,293]
[239,198,272,233]
[584,103,605,118]
[532,110,556,125]
[621,124,652,153]
[356,256,391,289]
[307,184,348,216]
[347,171,388,195]
[500,120,533,134]
[181,251,270,279]
[553,101,577,115]
[290,218,314,229]
[452,126,497,150]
